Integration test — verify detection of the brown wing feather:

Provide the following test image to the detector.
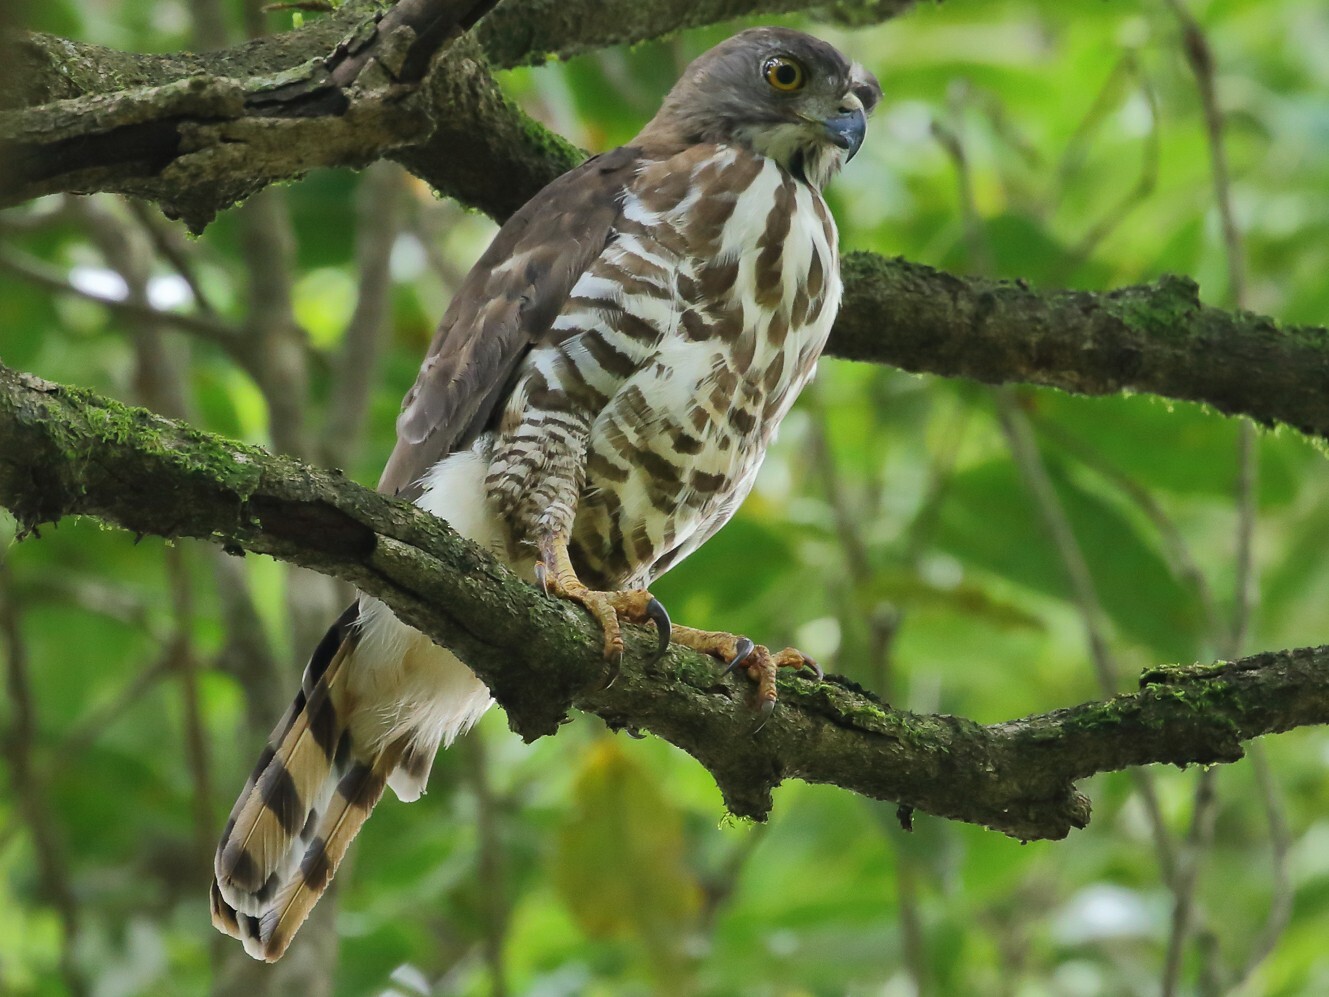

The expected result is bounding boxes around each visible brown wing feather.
[378,145,655,499]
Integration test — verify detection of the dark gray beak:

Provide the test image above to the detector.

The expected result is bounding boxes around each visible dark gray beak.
[824,106,868,161]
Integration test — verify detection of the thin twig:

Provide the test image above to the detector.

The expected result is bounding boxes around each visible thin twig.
[1034,418,1222,644]
[995,389,1177,883]
[901,397,970,566]
[125,198,222,317]
[73,196,199,420]
[50,657,175,772]
[995,399,1116,692]
[1162,766,1220,997]
[804,389,873,584]
[930,111,996,276]
[1230,423,1258,654]
[1062,62,1161,273]
[209,552,287,733]
[1057,54,1138,181]
[1229,742,1292,991]
[1158,4,1271,992]
[805,385,926,992]
[409,194,476,291]
[320,161,404,468]
[0,247,237,347]
[698,823,769,931]
[463,731,510,997]
[166,544,217,870]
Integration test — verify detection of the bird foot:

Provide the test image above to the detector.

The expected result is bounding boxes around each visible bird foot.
[667,624,822,718]
[536,536,671,667]
[534,534,819,716]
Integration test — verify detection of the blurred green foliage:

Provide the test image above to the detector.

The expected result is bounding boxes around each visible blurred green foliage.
[4,0,1329,994]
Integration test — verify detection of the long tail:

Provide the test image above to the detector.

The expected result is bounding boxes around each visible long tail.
[211,604,397,962]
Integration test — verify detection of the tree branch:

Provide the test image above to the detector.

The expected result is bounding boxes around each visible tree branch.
[4,359,1327,842]
[0,0,513,230]
[833,255,1329,443]
[2,0,909,228]
[473,0,917,68]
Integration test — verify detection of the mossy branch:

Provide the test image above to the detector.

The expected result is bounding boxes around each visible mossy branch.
[4,359,1327,841]
[0,0,564,230]
[832,255,1329,443]
[0,0,907,228]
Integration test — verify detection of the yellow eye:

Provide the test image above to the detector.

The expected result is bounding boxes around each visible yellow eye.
[763,56,806,92]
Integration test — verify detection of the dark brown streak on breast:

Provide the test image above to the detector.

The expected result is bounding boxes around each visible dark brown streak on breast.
[754,175,796,311]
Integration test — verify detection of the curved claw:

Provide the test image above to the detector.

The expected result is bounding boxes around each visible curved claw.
[534,562,549,597]
[644,597,672,664]
[754,696,776,731]
[804,656,824,681]
[723,636,756,676]
[603,649,622,689]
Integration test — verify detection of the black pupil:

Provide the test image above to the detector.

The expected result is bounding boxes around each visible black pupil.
[775,63,798,86]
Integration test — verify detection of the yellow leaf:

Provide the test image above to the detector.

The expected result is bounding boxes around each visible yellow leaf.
[553,739,703,979]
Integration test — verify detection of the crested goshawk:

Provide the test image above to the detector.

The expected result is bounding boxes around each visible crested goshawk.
[212,26,881,961]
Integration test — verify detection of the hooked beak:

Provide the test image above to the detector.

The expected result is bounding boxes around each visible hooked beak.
[823,105,867,161]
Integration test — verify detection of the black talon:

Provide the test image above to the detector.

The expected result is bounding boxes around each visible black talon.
[754,697,776,731]
[644,597,672,664]
[805,657,824,681]
[723,637,756,675]
[604,649,623,689]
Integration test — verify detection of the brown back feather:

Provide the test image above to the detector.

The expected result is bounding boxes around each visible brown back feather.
[377,144,665,499]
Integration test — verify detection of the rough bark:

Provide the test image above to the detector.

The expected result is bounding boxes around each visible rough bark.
[0,0,523,230]
[2,0,908,228]
[4,360,1326,842]
[835,255,1329,441]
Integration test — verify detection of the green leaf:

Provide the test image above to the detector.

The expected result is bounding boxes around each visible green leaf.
[933,456,1204,659]
[1036,392,1301,506]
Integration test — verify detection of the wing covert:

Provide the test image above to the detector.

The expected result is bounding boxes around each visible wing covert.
[378,145,646,498]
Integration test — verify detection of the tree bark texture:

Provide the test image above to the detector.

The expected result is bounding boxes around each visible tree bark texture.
[3,361,1326,843]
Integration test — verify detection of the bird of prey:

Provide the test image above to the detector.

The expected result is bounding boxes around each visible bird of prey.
[211,26,880,961]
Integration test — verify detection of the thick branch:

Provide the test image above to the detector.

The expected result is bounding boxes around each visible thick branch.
[1,0,905,227]
[474,0,918,68]
[0,0,513,230]
[834,254,1329,442]
[3,360,1327,841]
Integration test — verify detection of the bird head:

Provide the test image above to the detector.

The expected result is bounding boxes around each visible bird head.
[637,28,882,188]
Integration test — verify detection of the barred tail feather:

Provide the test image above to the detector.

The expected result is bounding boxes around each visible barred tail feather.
[212,604,373,961]
[211,537,497,959]
[253,744,401,960]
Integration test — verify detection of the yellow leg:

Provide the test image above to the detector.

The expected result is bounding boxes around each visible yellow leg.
[536,533,669,662]
[536,533,820,714]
